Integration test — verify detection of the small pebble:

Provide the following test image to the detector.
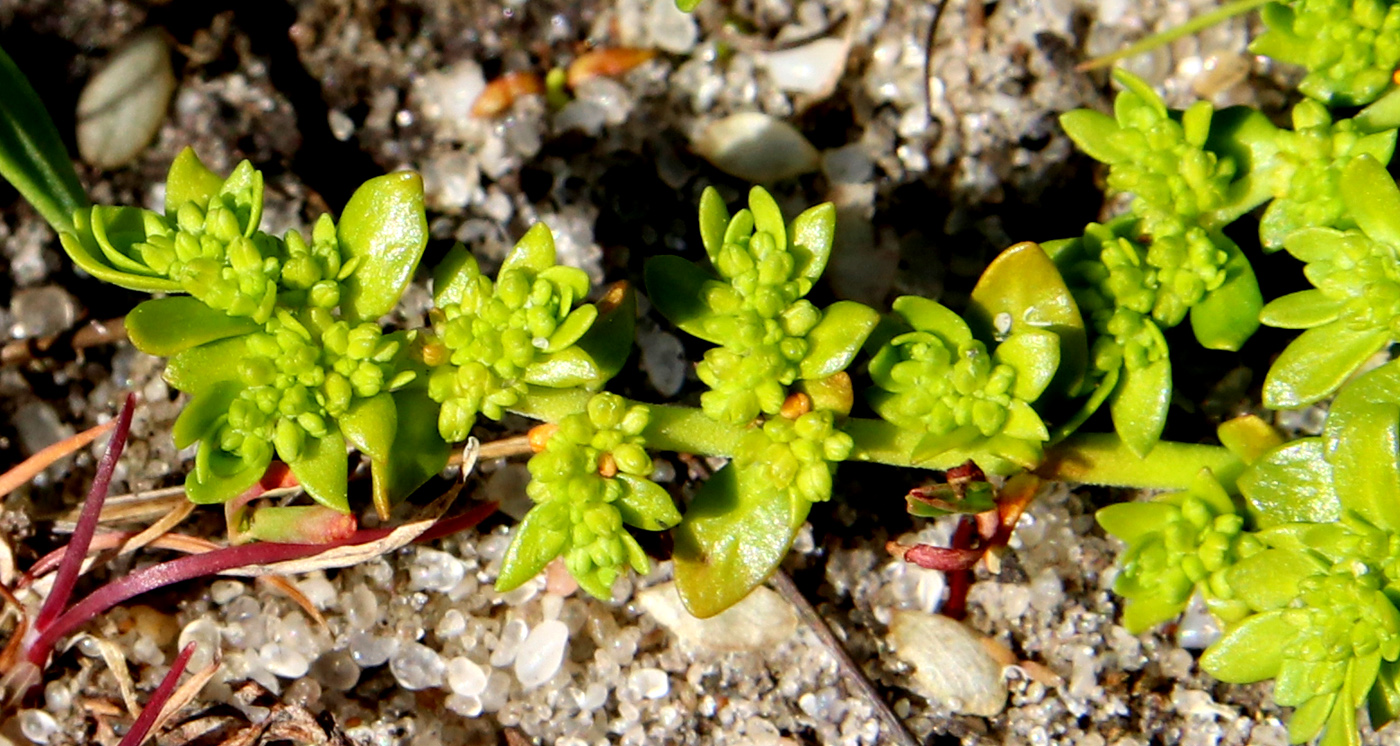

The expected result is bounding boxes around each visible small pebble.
[390,641,445,690]
[311,650,360,691]
[209,580,246,605]
[447,656,489,697]
[514,620,569,689]
[627,668,670,700]
[19,709,59,744]
[410,548,466,592]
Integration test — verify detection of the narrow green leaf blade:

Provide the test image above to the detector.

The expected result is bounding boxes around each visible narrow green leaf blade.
[800,300,879,379]
[372,388,450,509]
[1200,610,1293,683]
[1109,354,1171,457]
[1343,154,1400,248]
[644,255,724,343]
[615,473,682,530]
[0,44,87,234]
[496,499,570,592]
[288,428,350,513]
[1190,238,1261,351]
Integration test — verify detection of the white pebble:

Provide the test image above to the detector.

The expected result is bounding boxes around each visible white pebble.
[311,650,360,691]
[390,641,446,690]
[42,682,70,715]
[887,610,1007,717]
[19,709,58,743]
[178,618,222,673]
[436,609,467,639]
[514,620,569,689]
[410,548,466,592]
[261,643,311,679]
[694,113,821,183]
[296,573,338,609]
[446,693,484,718]
[347,632,396,668]
[76,30,176,169]
[576,682,608,711]
[627,668,670,700]
[447,656,488,697]
[209,580,245,605]
[759,38,850,95]
[491,619,530,667]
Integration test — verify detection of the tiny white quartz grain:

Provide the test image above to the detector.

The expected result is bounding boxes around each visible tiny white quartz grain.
[447,656,489,697]
[390,641,445,690]
[514,619,569,689]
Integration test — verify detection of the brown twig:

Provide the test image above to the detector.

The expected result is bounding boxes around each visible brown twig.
[0,418,117,502]
[769,571,920,746]
[0,317,127,367]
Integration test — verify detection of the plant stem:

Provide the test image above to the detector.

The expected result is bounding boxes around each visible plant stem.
[1038,433,1243,490]
[515,387,1241,489]
[1076,0,1272,71]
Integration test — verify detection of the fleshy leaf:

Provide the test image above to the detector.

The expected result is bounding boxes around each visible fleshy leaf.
[90,206,162,275]
[186,439,269,505]
[496,498,571,592]
[1343,154,1400,248]
[501,222,557,274]
[615,473,682,530]
[59,211,182,293]
[1095,501,1179,543]
[789,202,835,282]
[1217,415,1284,466]
[968,241,1086,400]
[1260,290,1345,329]
[544,304,598,353]
[1370,661,1400,730]
[1190,239,1261,351]
[672,463,811,618]
[431,243,478,307]
[1200,610,1293,683]
[339,393,397,463]
[1225,548,1328,612]
[698,187,729,266]
[1109,354,1171,457]
[1291,694,1338,746]
[337,171,429,322]
[164,335,253,393]
[287,428,349,513]
[125,296,260,356]
[644,255,723,343]
[1262,321,1390,409]
[799,301,879,379]
[171,380,241,450]
[1058,109,1126,164]
[993,331,1060,402]
[1238,438,1341,528]
[164,147,224,216]
[748,186,786,252]
[892,295,972,346]
[371,388,450,513]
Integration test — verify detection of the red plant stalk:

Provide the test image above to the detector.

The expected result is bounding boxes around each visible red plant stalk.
[116,642,194,746]
[33,394,135,631]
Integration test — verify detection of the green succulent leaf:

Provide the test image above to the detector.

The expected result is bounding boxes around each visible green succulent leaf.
[1109,352,1170,458]
[337,171,429,322]
[164,147,224,217]
[1225,548,1328,612]
[372,388,451,511]
[993,331,1060,402]
[287,428,350,513]
[171,380,242,450]
[1259,290,1345,329]
[125,296,260,357]
[1357,87,1400,133]
[748,186,787,253]
[58,211,182,293]
[1095,501,1180,544]
[799,301,879,379]
[164,335,253,394]
[0,44,88,235]
[789,201,836,282]
[502,222,558,274]
[1200,609,1294,683]
[1238,438,1341,528]
[672,462,811,618]
[90,206,163,276]
[187,438,269,505]
[891,295,972,346]
[615,473,682,531]
[339,393,397,463]
[1293,693,1340,746]
[697,187,729,266]
[216,161,263,238]
[1058,109,1126,164]
[1343,154,1400,248]
[644,254,724,344]
[496,498,571,593]
[1262,321,1390,410]
[967,240,1086,400]
[1189,240,1261,351]
[431,243,478,307]
[1369,661,1400,730]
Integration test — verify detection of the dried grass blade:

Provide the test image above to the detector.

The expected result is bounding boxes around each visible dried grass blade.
[0,419,115,502]
[84,633,140,717]
[258,576,328,628]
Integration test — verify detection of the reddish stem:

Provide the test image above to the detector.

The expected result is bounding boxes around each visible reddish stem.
[34,395,134,631]
[942,518,977,620]
[116,641,195,746]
